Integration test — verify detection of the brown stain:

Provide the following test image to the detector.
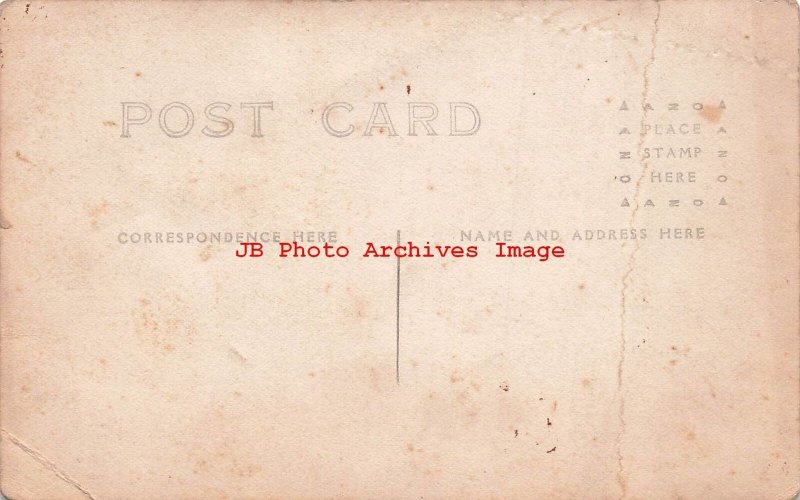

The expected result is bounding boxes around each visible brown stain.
[133,294,197,354]
[102,120,117,127]
[45,249,58,263]
[341,286,373,323]
[368,366,382,391]
[617,473,628,497]
[698,104,723,123]
[406,443,423,453]
[417,364,539,456]
[581,378,593,388]
[352,296,368,319]
[670,345,691,355]
[199,244,215,262]
[135,70,142,77]
[605,96,612,103]
[184,434,263,480]
[685,430,696,441]
[15,151,33,165]
[463,409,479,424]
[230,461,263,479]
[446,369,487,422]
[229,347,247,364]
[578,282,586,290]
[85,200,110,229]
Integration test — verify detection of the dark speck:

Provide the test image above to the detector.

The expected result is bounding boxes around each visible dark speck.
[546,446,556,453]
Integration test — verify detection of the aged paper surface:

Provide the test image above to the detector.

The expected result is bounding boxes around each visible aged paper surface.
[0,0,798,498]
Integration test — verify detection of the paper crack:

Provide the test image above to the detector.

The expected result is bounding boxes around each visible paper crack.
[616,2,661,498]
[2,429,97,500]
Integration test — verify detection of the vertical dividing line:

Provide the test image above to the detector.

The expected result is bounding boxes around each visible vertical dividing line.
[396,229,401,385]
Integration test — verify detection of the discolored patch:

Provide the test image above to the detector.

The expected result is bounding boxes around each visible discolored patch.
[698,104,724,123]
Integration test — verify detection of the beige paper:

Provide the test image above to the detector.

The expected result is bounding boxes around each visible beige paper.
[1,0,798,498]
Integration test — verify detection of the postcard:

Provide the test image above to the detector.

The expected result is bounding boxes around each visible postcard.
[1,1,798,498]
